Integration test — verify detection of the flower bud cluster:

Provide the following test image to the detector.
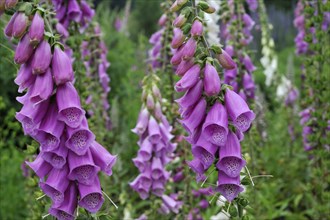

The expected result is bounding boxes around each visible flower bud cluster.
[169,0,255,202]
[221,0,257,101]
[293,0,308,55]
[4,5,116,219]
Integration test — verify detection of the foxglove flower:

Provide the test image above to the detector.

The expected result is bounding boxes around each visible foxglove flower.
[217,50,236,70]
[14,34,35,64]
[29,12,44,44]
[204,63,221,96]
[78,177,104,213]
[42,137,68,169]
[52,46,74,85]
[191,19,203,37]
[29,68,53,103]
[175,64,200,92]
[25,153,52,178]
[12,12,28,38]
[32,40,52,74]
[216,171,244,202]
[4,12,18,37]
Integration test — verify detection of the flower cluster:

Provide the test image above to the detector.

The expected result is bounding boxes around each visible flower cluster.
[299,108,314,151]
[81,24,112,130]
[52,0,94,32]
[169,0,255,202]
[187,187,213,220]
[293,0,308,55]
[221,0,257,101]
[130,74,177,203]
[4,5,116,219]
[149,14,167,69]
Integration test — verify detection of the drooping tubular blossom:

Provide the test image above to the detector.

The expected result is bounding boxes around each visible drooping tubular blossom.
[294,0,308,55]
[299,108,315,151]
[4,6,116,218]
[170,1,255,202]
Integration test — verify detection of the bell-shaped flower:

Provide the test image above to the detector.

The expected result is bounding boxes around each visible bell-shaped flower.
[29,12,44,44]
[202,101,228,146]
[68,0,82,22]
[146,94,155,110]
[14,61,36,93]
[12,12,28,38]
[242,14,255,30]
[216,171,244,202]
[204,63,221,96]
[148,116,161,144]
[42,137,68,169]
[176,79,203,110]
[56,23,69,38]
[80,0,95,19]
[90,141,117,176]
[173,14,187,27]
[180,98,206,135]
[129,175,150,200]
[133,154,149,173]
[175,58,194,76]
[49,183,78,220]
[187,158,205,175]
[36,102,65,152]
[191,19,203,37]
[159,123,174,142]
[173,170,184,182]
[181,38,197,60]
[4,12,18,37]
[31,40,52,74]
[132,108,149,135]
[192,136,218,169]
[16,98,49,136]
[151,157,164,180]
[78,177,104,213]
[175,64,200,92]
[14,34,34,64]
[66,118,95,156]
[224,68,237,83]
[243,55,256,73]
[56,82,86,128]
[170,45,184,66]
[243,73,255,99]
[217,50,236,70]
[216,131,246,177]
[67,149,100,185]
[199,199,209,209]
[25,153,52,178]
[138,138,153,161]
[171,28,185,49]
[40,166,70,204]
[225,89,255,132]
[29,68,53,104]
[161,194,181,214]
[52,45,74,85]
[152,180,165,197]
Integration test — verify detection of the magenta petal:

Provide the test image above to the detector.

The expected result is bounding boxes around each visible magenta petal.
[90,141,117,176]
[148,116,161,144]
[216,171,243,202]
[187,158,205,174]
[152,180,165,197]
[138,138,153,161]
[52,46,74,86]
[191,20,203,37]
[175,59,194,76]
[192,136,218,169]
[12,12,28,38]
[31,40,52,74]
[68,0,82,22]
[202,101,228,146]
[176,79,203,110]
[14,61,36,93]
[216,131,246,177]
[181,38,197,60]
[151,157,164,180]
[175,64,200,92]
[25,153,52,178]
[133,155,149,173]
[42,137,68,169]
[56,82,86,128]
[40,166,70,204]
[4,12,18,37]
[132,108,149,135]
[67,149,100,185]
[180,98,206,135]
[49,183,78,220]
[14,34,34,64]
[29,68,54,104]
[36,102,65,152]
[78,177,104,213]
[29,12,44,43]
[204,63,221,97]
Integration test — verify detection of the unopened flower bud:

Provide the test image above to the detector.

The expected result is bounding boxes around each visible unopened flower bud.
[52,45,74,85]
[171,28,185,49]
[4,12,18,37]
[158,14,167,26]
[12,12,28,38]
[29,12,44,44]
[191,20,203,37]
[32,40,52,74]
[198,1,216,14]
[217,49,236,70]
[173,14,187,28]
[5,0,17,9]
[146,94,155,110]
[152,84,161,99]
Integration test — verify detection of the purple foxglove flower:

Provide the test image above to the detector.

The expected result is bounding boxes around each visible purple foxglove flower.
[67,149,100,185]
[129,176,150,200]
[55,3,67,21]
[90,141,117,176]
[36,102,65,152]
[40,166,70,204]
[161,194,180,214]
[4,12,18,37]
[66,118,95,156]
[285,88,298,106]
[78,177,104,213]
[184,121,203,145]
[68,0,81,22]
[152,180,165,196]
[242,73,255,99]
[138,138,153,161]
[31,41,52,74]
[198,187,213,196]
[180,98,206,134]
[173,170,184,182]
[14,34,34,64]
[191,20,203,37]
[149,29,163,44]
[25,153,52,178]
[146,94,155,110]
[151,157,164,180]
[246,0,258,11]
[148,116,161,144]
[12,12,28,38]
[80,0,95,19]
[16,99,49,136]
[176,79,203,110]
[158,14,167,26]
[52,46,74,85]
[49,183,78,220]
[239,90,248,102]
[242,14,255,30]
[199,199,209,209]
[243,55,256,73]
[5,0,17,9]
[173,14,187,27]
[192,136,218,169]
[56,82,86,128]
[216,131,246,177]
[225,89,255,132]
[204,63,221,96]
[171,28,185,49]
[14,61,36,93]
[187,158,205,175]
[154,102,163,120]
[42,137,68,169]
[224,68,237,83]
[136,214,148,220]
[56,23,69,38]
[132,108,149,135]
[216,171,243,202]
[29,68,53,103]
[29,12,44,44]
[175,64,200,92]
[159,123,174,142]
[181,38,197,60]
[175,58,194,76]
[133,155,149,173]
[202,101,228,146]
[159,203,170,215]
[217,50,236,70]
